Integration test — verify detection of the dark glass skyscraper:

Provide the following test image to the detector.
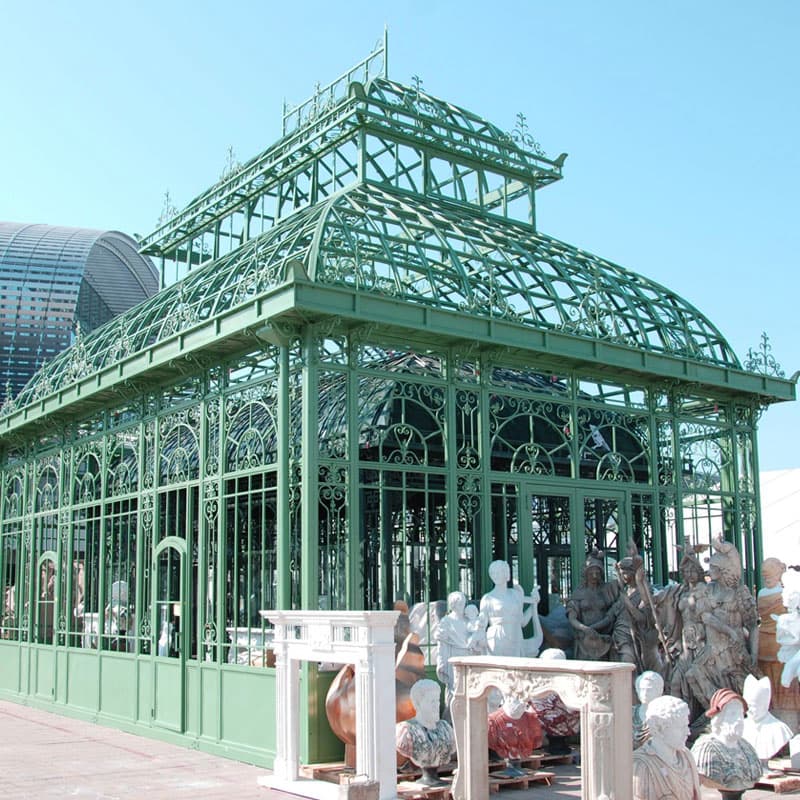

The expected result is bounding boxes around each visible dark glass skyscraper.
[0,223,158,396]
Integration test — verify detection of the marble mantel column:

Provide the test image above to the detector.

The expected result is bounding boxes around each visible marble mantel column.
[450,655,634,800]
[258,609,399,800]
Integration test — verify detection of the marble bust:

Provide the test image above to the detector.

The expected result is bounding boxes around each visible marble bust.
[395,679,455,786]
[487,694,543,777]
[632,670,664,750]
[528,648,579,755]
[691,689,763,799]
[479,560,542,658]
[742,674,792,764]
[631,695,701,800]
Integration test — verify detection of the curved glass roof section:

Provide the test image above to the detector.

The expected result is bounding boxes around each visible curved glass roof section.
[9,181,739,412]
[313,185,738,366]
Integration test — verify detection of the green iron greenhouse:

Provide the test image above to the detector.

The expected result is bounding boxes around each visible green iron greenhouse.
[0,43,794,766]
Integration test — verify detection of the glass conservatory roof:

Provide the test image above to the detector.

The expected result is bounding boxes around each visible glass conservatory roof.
[8,181,740,413]
[8,40,786,428]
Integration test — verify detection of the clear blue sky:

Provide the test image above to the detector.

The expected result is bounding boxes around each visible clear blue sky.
[2,1,798,469]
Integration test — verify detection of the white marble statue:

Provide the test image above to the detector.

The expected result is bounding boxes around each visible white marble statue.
[395,679,455,787]
[774,570,800,688]
[742,674,793,765]
[479,560,542,658]
[632,670,664,750]
[691,688,763,798]
[632,695,702,800]
[434,592,471,695]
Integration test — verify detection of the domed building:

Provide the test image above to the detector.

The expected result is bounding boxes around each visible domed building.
[0,44,794,766]
[0,223,158,396]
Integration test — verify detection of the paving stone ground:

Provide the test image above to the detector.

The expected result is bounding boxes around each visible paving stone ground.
[0,699,794,798]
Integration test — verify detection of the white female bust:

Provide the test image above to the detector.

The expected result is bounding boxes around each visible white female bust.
[742,674,793,764]
[479,560,542,658]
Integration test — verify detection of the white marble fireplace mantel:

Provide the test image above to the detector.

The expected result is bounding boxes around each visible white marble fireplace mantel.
[258,609,400,800]
[450,655,634,800]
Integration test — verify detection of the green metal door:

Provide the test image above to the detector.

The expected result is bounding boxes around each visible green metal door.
[513,484,629,616]
[578,488,627,582]
[31,551,58,701]
[152,537,186,732]
[518,485,573,617]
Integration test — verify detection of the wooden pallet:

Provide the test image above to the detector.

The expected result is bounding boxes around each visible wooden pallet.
[301,759,556,796]
[538,749,577,766]
[397,779,452,799]
[397,762,458,781]
[488,770,556,792]
[299,761,355,784]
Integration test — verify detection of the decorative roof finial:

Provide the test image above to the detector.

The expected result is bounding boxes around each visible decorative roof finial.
[744,332,785,378]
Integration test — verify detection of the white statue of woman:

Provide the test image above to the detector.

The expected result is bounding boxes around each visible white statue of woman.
[479,560,542,658]
[774,571,800,688]
[742,674,793,765]
[632,695,701,800]
[395,679,455,787]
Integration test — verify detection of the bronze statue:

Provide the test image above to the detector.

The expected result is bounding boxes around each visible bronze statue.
[325,600,425,765]
[565,548,618,660]
[685,538,759,709]
[654,547,708,720]
[608,549,662,674]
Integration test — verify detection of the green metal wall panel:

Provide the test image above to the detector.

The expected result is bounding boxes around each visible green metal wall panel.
[55,649,68,704]
[219,667,275,753]
[65,650,99,711]
[184,662,198,736]
[99,655,137,720]
[200,665,219,740]
[33,648,55,701]
[137,659,153,723]
[153,660,183,732]
[0,642,21,692]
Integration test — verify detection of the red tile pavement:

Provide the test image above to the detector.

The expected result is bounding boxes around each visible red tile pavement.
[0,699,793,799]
